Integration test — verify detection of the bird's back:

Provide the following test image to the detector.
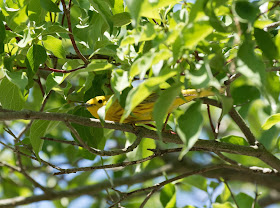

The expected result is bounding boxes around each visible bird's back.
[104,88,215,123]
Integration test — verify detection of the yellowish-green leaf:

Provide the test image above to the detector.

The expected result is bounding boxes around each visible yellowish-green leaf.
[262,114,280,130]
[0,77,25,111]
[43,35,66,59]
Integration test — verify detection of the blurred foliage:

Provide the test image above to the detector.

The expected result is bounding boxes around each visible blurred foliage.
[0,0,280,207]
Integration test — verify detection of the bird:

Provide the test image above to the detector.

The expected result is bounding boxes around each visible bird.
[85,88,216,123]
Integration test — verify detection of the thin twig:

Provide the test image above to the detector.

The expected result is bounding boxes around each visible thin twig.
[257,1,280,18]
[53,148,181,175]
[60,0,88,65]
[2,129,54,194]
[224,73,241,86]
[139,188,159,208]
[17,90,53,140]
[34,77,45,96]
[0,161,21,172]
[0,140,62,170]
[207,104,217,139]
[215,152,240,166]
[264,21,280,31]
[266,66,280,72]
[110,164,237,207]
[224,180,240,208]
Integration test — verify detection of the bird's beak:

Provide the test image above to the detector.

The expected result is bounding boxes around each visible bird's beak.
[81,103,94,107]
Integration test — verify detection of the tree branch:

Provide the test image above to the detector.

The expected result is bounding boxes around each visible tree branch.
[53,148,181,175]
[0,158,280,207]
[1,108,280,172]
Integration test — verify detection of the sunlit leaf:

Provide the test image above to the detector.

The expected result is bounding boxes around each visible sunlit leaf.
[43,35,66,59]
[160,183,176,208]
[262,114,280,130]
[121,71,177,122]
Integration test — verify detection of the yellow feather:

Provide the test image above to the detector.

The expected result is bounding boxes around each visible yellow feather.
[86,89,215,123]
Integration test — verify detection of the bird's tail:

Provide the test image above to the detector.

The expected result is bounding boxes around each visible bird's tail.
[173,87,224,107]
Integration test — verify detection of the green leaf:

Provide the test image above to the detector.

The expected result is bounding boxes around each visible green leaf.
[0,17,5,54]
[4,70,28,90]
[181,21,213,49]
[218,95,233,122]
[126,0,144,26]
[188,0,208,23]
[30,120,50,159]
[130,51,155,80]
[25,44,47,75]
[43,35,66,59]
[84,60,113,72]
[213,202,235,208]
[205,1,228,33]
[89,0,113,33]
[262,113,280,130]
[141,138,155,169]
[121,71,177,122]
[237,39,266,87]
[254,28,278,60]
[217,184,231,202]
[40,0,61,12]
[153,84,182,135]
[0,77,25,111]
[176,102,203,159]
[42,24,69,35]
[231,85,260,105]
[276,32,280,57]
[183,175,208,192]
[236,193,261,208]
[130,49,172,80]
[188,63,211,88]
[45,73,64,94]
[140,0,180,20]
[219,135,249,146]
[112,0,124,14]
[71,107,105,150]
[232,1,258,23]
[111,69,130,97]
[28,0,45,23]
[160,183,176,208]
[111,12,131,27]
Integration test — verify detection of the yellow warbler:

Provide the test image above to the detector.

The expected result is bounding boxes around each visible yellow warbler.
[85,88,215,123]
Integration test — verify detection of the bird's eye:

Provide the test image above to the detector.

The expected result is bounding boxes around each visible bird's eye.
[98,99,103,104]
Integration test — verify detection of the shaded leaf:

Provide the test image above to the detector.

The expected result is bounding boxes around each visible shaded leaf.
[232,1,258,23]
[0,77,25,111]
[121,71,177,122]
[40,0,61,12]
[111,12,131,27]
[30,120,50,159]
[237,39,266,87]
[25,44,47,75]
[254,28,278,60]
[153,84,182,135]
[0,17,5,54]
[4,70,28,90]
[90,0,113,33]
[176,102,203,159]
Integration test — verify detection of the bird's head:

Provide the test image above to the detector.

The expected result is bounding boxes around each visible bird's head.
[85,96,111,119]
